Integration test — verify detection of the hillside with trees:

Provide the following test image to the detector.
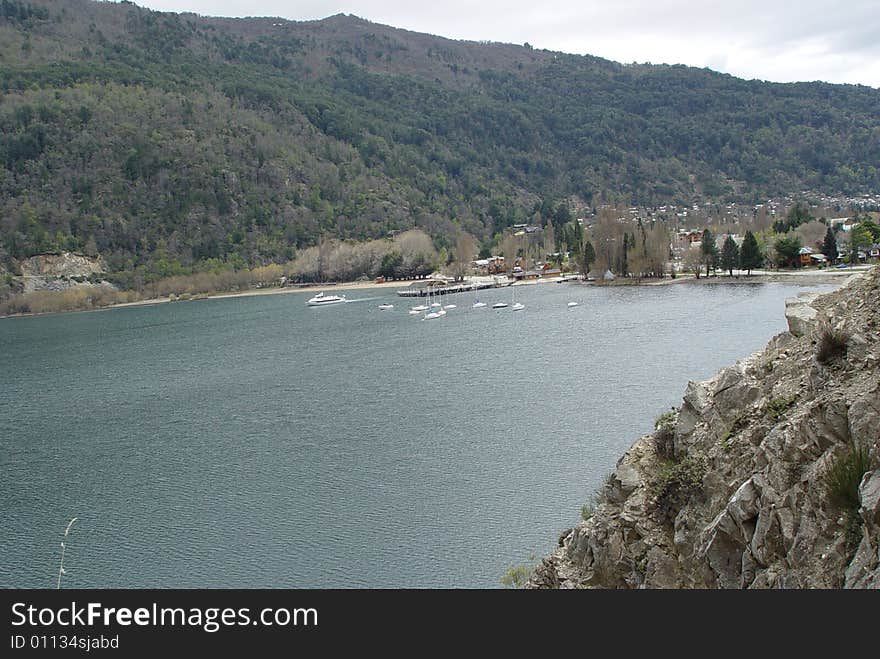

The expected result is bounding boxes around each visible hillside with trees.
[1,0,879,287]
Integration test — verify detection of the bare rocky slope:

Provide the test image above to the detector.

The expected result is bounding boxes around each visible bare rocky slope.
[529,266,880,588]
[17,252,110,293]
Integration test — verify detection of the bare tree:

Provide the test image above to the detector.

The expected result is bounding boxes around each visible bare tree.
[644,222,670,278]
[395,229,439,278]
[317,236,332,282]
[753,205,772,233]
[500,234,520,274]
[542,220,555,262]
[795,220,826,250]
[683,247,702,279]
[450,232,477,281]
[291,245,322,282]
[590,210,621,276]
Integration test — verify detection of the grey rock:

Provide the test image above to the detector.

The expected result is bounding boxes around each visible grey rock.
[844,534,879,589]
[643,547,683,588]
[676,380,711,440]
[751,504,783,567]
[607,457,642,504]
[741,549,759,588]
[859,470,880,527]
[849,383,880,449]
[785,297,819,337]
[848,332,870,362]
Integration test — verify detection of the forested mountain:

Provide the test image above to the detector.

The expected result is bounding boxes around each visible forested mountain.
[1,0,878,278]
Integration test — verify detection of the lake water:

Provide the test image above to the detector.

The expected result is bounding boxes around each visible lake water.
[0,280,835,588]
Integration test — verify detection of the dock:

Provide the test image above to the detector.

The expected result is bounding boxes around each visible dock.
[396,278,511,298]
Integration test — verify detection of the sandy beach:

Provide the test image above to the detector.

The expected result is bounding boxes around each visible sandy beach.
[105,278,408,308]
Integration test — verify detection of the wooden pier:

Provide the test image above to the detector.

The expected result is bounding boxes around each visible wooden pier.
[396,280,511,298]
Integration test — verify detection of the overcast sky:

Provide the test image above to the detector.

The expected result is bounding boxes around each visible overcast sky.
[130,1,880,88]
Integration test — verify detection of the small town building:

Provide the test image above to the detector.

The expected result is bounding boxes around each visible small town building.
[799,246,814,266]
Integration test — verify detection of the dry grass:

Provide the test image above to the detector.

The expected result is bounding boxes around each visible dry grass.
[825,442,872,512]
[0,265,287,317]
[815,326,849,365]
[0,286,136,315]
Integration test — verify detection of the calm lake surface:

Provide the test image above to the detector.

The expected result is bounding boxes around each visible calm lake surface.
[0,280,836,588]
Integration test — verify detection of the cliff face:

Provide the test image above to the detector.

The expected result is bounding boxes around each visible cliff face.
[530,267,880,588]
[16,252,110,294]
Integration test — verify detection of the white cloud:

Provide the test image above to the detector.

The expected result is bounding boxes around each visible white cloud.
[129,1,880,87]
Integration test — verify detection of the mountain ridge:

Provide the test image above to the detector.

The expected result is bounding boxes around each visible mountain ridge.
[1,0,878,282]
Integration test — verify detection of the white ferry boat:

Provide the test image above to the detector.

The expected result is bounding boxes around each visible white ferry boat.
[307,292,347,306]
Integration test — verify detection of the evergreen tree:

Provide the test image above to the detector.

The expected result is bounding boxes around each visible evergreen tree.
[553,202,572,226]
[614,232,631,276]
[700,228,719,277]
[562,220,595,277]
[720,235,739,276]
[379,251,403,279]
[582,240,596,276]
[773,201,812,233]
[861,219,880,243]
[821,227,838,263]
[739,231,762,275]
[849,224,872,264]
[775,235,802,268]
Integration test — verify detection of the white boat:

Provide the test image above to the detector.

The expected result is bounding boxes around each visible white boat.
[511,286,524,311]
[378,303,394,310]
[443,304,456,310]
[492,302,509,309]
[471,284,487,309]
[307,292,346,306]
[408,309,422,315]
[411,304,429,312]
[567,302,579,307]
[420,288,446,320]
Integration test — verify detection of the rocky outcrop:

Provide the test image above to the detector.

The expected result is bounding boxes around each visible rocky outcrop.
[784,292,821,337]
[16,252,111,294]
[530,266,880,589]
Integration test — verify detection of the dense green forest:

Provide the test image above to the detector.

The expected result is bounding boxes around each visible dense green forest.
[1,0,878,281]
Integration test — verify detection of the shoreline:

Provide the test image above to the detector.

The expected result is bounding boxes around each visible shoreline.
[643,268,869,286]
[0,266,871,320]
[0,278,420,320]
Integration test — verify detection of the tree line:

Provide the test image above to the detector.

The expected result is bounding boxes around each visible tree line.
[683,202,880,277]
